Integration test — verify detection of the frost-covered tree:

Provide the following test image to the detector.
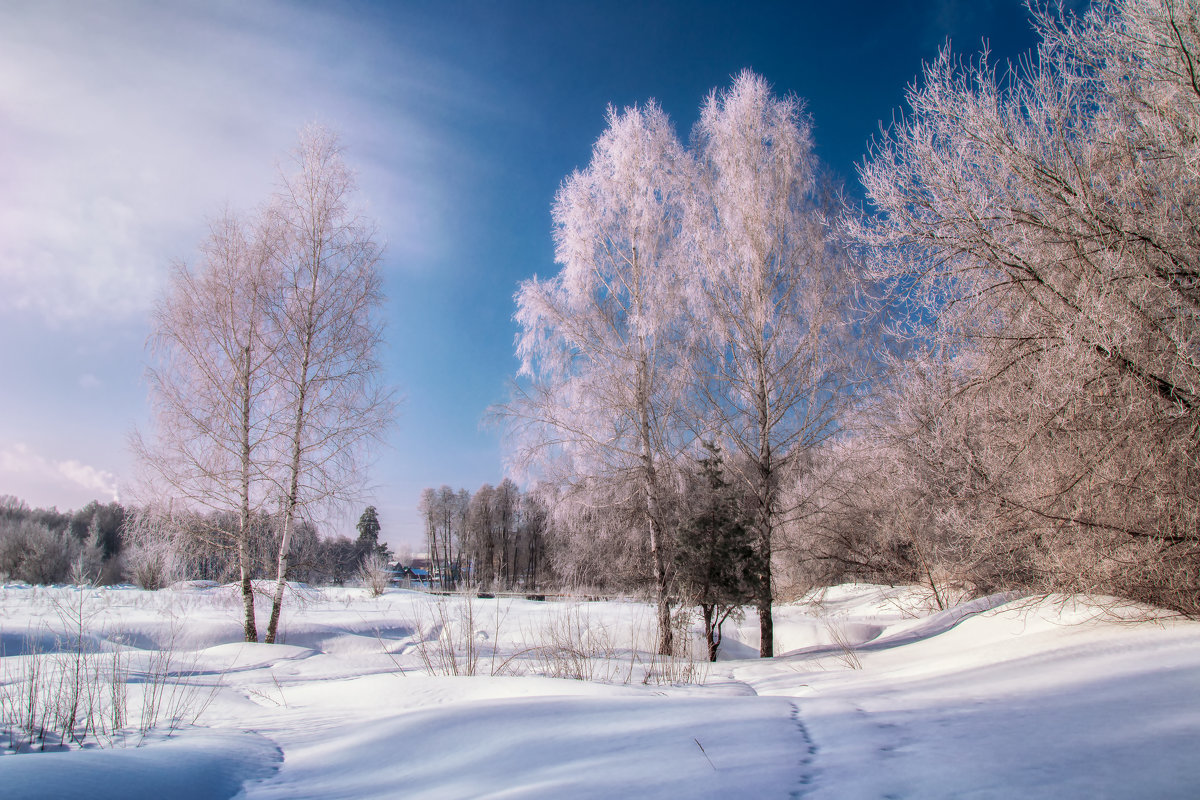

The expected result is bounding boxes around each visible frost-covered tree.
[0,518,75,584]
[850,0,1200,613]
[72,516,106,584]
[510,102,691,653]
[687,71,857,656]
[68,501,126,561]
[357,551,391,596]
[463,480,522,589]
[537,477,655,592]
[418,487,439,578]
[462,481,547,589]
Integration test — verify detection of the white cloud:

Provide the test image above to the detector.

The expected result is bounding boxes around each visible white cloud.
[0,1,483,324]
[78,373,102,390]
[57,459,121,504]
[0,443,120,506]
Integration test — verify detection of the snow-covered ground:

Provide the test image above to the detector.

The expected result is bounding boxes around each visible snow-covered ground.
[1,582,1197,798]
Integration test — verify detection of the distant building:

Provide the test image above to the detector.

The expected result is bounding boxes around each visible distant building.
[389,563,431,589]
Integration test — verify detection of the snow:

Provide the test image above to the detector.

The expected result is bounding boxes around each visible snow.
[2,582,1198,798]
[3,731,279,800]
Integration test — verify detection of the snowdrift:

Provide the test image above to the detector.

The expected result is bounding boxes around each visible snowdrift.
[1,582,1196,798]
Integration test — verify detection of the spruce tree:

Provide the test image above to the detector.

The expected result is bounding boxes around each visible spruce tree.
[673,443,760,661]
[354,505,387,563]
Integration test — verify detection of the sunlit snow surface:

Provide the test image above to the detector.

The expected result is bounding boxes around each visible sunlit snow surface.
[1,582,1197,799]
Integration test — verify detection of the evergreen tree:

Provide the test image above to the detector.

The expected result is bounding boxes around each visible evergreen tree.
[355,505,389,563]
[673,443,760,661]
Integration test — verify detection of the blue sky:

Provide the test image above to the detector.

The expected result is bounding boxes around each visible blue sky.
[0,1,1044,548]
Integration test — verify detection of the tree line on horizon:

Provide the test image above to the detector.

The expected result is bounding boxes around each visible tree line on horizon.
[0,494,397,589]
[416,481,547,592]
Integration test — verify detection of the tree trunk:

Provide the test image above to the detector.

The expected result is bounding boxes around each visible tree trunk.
[238,343,258,643]
[239,535,258,643]
[756,511,774,658]
[265,506,295,644]
[756,361,775,659]
[757,596,773,659]
[651,515,673,657]
[266,300,312,645]
[910,530,945,611]
[266,402,305,644]
[702,604,719,662]
[641,415,673,656]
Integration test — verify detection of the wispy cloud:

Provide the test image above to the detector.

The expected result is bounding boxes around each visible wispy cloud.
[0,1,487,324]
[0,442,120,505]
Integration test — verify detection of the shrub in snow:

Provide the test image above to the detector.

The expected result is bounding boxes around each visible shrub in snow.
[357,553,391,598]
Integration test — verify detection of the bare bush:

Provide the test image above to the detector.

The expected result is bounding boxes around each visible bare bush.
[409,593,484,677]
[121,506,184,591]
[1,591,220,754]
[510,603,622,682]
[823,615,862,671]
[0,520,75,585]
[357,552,391,598]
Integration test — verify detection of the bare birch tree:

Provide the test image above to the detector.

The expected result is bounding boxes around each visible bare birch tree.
[263,125,393,643]
[509,101,691,654]
[519,488,548,588]
[466,483,497,588]
[417,485,469,589]
[136,210,277,641]
[494,478,520,587]
[687,71,858,656]
[418,486,440,580]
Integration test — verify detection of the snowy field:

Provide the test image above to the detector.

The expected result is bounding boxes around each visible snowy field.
[1,582,1197,799]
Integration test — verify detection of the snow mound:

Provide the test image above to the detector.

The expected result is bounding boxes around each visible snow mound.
[863,590,1019,651]
[170,580,221,591]
[191,641,317,672]
[3,730,281,800]
[245,695,805,800]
